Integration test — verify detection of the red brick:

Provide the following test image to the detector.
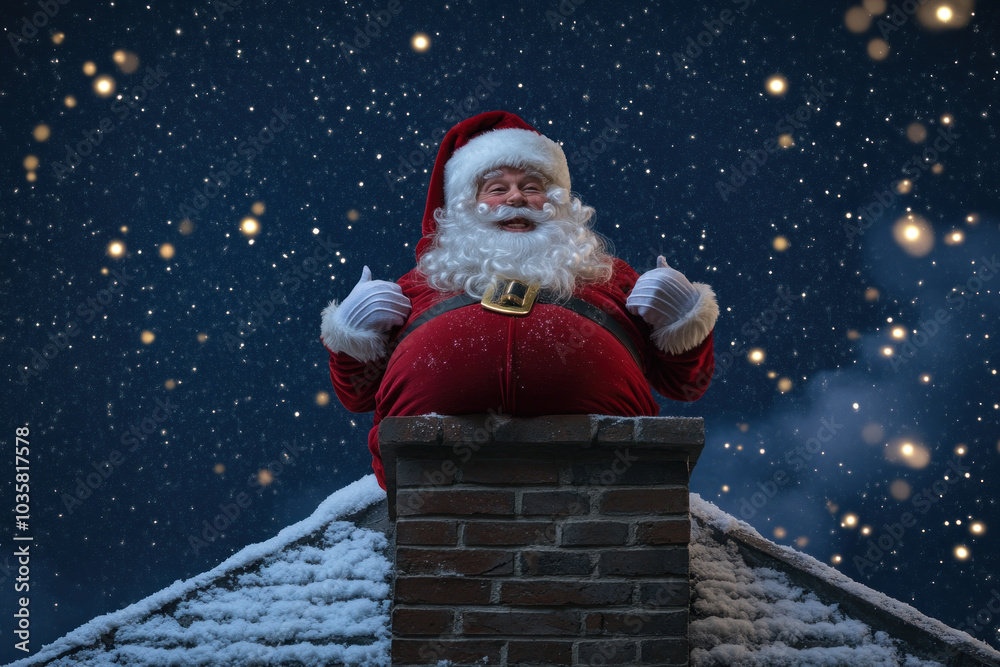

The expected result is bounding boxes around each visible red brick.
[391,638,503,664]
[584,609,686,636]
[461,458,559,484]
[640,637,690,664]
[396,489,514,516]
[560,520,629,546]
[464,520,556,546]
[491,415,593,443]
[396,519,459,545]
[521,490,589,516]
[397,548,514,576]
[396,458,458,487]
[568,457,688,486]
[519,550,593,576]
[462,610,580,635]
[507,639,573,665]
[598,548,688,576]
[636,519,690,545]
[578,640,636,664]
[637,580,689,608]
[394,576,491,605]
[599,488,688,514]
[392,607,453,636]
[593,415,637,442]
[379,415,441,445]
[500,580,631,606]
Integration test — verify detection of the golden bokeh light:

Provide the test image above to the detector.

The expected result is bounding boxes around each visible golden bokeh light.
[252,201,266,216]
[748,348,765,365]
[867,38,890,60]
[315,391,331,406]
[140,330,155,344]
[887,438,931,468]
[966,213,978,225]
[26,172,37,182]
[842,513,859,528]
[773,527,787,539]
[864,287,880,301]
[411,32,431,52]
[179,219,195,235]
[941,114,953,125]
[847,329,861,340]
[721,485,730,493]
[863,0,887,12]
[82,61,97,76]
[906,122,927,143]
[52,32,65,45]
[197,333,209,343]
[944,229,964,245]
[766,370,778,379]
[831,554,842,565]
[112,49,140,73]
[347,209,360,221]
[165,378,177,389]
[895,178,913,194]
[765,75,787,96]
[921,374,932,384]
[159,243,175,259]
[917,0,973,30]
[954,545,970,560]
[862,423,885,444]
[931,163,944,174]
[970,522,985,535]
[889,479,912,500]
[778,133,794,148]
[33,124,51,142]
[796,536,809,548]
[107,240,126,258]
[64,94,77,107]
[214,463,226,475]
[892,214,934,257]
[93,75,116,97]
[240,217,260,237]
[891,326,906,339]
[777,377,793,393]
[773,236,789,251]
[23,155,39,171]
[882,346,894,357]
[257,469,274,486]
[845,6,872,33]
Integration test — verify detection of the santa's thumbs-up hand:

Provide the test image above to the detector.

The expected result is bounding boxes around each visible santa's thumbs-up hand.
[626,256,699,329]
[333,266,411,333]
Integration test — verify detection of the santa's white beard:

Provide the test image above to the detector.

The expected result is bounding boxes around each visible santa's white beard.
[417,187,614,302]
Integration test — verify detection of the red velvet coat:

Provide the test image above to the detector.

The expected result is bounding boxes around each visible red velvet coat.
[323,257,714,490]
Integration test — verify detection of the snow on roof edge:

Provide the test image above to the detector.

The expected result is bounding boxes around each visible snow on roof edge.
[6,475,385,667]
[690,492,1000,665]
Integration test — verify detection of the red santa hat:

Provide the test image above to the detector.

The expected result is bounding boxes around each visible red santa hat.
[416,110,571,260]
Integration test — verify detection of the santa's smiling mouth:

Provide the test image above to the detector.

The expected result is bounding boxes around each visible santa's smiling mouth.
[499,217,535,232]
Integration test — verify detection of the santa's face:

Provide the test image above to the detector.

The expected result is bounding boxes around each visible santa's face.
[475,166,548,233]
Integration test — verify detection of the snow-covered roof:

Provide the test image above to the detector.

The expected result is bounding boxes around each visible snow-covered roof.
[8,476,999,667]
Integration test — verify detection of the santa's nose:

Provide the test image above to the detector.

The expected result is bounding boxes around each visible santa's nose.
[506,191,526,205]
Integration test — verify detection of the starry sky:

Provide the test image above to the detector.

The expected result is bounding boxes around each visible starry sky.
[2,0,998,660]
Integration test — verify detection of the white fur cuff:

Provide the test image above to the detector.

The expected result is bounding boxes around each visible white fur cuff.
[320,300,389,363]
[649,282,719,355]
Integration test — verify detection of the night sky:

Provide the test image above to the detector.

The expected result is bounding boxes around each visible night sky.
[2,0,998,661]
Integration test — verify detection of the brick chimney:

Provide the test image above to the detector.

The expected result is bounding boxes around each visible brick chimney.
[380,414,705,667]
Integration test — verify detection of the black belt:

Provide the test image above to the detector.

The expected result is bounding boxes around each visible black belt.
[393,291,642,368]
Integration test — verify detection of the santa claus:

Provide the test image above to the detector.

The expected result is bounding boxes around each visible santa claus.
[320,111,718,490]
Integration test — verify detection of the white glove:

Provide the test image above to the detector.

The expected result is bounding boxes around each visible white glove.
[320,266,411,362]
[626,256,699,329]
[333,266,411,333]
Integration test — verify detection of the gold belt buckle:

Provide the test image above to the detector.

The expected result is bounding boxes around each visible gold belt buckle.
[481,278,540,316]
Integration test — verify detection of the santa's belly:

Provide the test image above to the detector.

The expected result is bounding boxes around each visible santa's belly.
[376,303,659,419]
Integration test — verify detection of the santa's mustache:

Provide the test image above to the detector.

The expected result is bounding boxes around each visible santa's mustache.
[473,203,556,225]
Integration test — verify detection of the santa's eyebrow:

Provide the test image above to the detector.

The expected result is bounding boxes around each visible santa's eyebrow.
[479,169,505,183]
